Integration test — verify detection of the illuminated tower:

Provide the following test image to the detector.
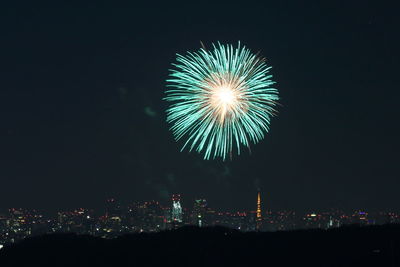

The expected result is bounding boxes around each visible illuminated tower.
[171,194,183,228]
[256,191,262,231]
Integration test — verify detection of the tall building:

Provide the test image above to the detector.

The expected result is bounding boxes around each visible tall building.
[192,199,207,227]
[106,198,122,218]
[256,191,262,230]
[171,194,183,228]
[140,201,164,232]
[104,198,123,237]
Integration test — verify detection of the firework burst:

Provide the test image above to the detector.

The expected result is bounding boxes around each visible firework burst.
[165,42,279,160]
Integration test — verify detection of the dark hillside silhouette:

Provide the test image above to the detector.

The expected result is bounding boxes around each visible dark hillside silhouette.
[1,225,399,267]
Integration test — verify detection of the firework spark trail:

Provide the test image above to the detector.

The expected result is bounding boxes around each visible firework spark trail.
[165,42,279,160]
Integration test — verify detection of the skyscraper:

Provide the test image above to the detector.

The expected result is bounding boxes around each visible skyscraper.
[256,191,262,231]
[104,198,122,236]
[105,198,122,219]
[171,194,183,228]
[192,199,207,227]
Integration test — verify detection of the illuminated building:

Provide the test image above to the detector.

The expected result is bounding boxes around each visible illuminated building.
[267,210,297,231]
[171,194,183,228]
[304,213,321,229]
[56,209,94,234]
[0,214,10,244]
[0,214,8,232]
[106,198,122,219]
[256,191,262,231]
[192,199,207,227]
[135,201,165,232]
[103,199,123,237]
[9,208,31,239]
[353,210,373,225]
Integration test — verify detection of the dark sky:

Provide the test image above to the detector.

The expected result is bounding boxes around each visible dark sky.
[1,1,399,213]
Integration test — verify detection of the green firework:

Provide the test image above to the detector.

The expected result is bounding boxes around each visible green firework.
[164,42,279,160]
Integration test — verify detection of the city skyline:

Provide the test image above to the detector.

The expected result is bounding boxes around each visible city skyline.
[2,191,400,217]
[0,189,400,215]
[2,192,400,246]
[3,192,400,217]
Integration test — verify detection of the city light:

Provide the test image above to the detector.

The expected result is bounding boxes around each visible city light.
[0,197,397,245]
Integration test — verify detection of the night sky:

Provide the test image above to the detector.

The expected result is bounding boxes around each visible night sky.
[1,2,399,213]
